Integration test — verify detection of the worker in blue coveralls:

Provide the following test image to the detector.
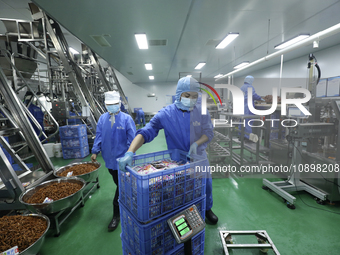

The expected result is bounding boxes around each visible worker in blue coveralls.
[239,75,265,139]
[118,77,218,224]
[91,91,136,232]
[136,109,146,126]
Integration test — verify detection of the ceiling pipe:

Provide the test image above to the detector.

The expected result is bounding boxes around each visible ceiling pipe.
[216,22,340,81]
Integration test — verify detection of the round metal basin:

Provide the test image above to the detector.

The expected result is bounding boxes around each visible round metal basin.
[19,177,86,215]
[53,161,101,183]
[19,214,50,255]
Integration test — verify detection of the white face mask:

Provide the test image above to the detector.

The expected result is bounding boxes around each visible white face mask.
[181,97,197,108]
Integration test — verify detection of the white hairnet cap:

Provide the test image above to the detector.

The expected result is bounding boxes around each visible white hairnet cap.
[104,91,120,104]
[244,75,254,85]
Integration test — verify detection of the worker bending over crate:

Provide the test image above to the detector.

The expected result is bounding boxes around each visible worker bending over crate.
[119,76,218,224]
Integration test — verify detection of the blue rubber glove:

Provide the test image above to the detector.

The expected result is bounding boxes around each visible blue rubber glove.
[187,142,198,158]
[118,151,134,172]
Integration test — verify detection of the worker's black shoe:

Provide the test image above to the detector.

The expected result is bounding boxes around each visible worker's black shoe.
[108,216,120,232]
[205,209,218,224]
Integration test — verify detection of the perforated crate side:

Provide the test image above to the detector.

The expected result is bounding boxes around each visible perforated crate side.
[61,135,88,148]
[118,149,207,222]
[119,196,205,255]
[121,229,205,255]
[59,124,87,138]
[170,230,205,255]
[62,145,89,159]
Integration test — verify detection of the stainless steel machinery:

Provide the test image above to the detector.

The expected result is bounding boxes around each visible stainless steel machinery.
[263,55,340,207]
[0,3,131,212]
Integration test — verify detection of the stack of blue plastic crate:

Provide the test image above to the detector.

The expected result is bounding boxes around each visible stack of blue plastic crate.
[59,124,89,159]
[118,149,206,255]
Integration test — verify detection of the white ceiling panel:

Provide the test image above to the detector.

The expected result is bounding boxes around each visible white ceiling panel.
[1,0,340,84]
[1,0,29,9]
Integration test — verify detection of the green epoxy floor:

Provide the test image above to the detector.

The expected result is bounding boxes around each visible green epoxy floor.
[38,130,340,255]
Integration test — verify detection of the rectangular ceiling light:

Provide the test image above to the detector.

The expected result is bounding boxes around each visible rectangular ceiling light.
[234,61,250,69]
[149,76,154,80]
[145,63,153,70]
[135,33,148,49]
[69,47,79,54]
[274,34,310,50]
[214,73,224,78]
[194,62,206,70]
[216,33,239,49]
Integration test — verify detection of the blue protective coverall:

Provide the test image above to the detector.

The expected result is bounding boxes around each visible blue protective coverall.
[239,76,262,139]
[136,109,146,125]
[137,77,214,210]
[91,112,136,170]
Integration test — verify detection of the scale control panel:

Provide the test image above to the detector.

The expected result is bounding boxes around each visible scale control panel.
[167,204,205,244]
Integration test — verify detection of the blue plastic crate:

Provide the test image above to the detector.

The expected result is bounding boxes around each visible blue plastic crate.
[118,149,207,222]
[62,145,89,159]
[121,231,205,255]
[168,230,205,255]
[120,196,205,255]
[59,124,87,138]
[61,135,88,149]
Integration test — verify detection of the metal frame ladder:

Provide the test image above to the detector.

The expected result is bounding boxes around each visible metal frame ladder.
[0,68,55,210]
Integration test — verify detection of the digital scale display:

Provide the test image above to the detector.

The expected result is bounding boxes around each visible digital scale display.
[174,216,192,237]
